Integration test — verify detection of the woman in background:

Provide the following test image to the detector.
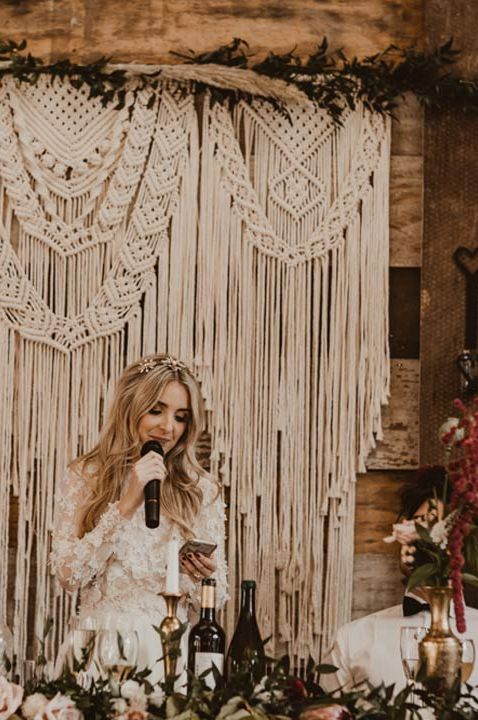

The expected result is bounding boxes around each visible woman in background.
[51,353,228,683]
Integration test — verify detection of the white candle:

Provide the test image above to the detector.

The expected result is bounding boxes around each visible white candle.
[165,539,179,593]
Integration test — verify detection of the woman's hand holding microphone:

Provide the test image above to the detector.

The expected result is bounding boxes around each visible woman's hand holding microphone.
[117,451,167,520]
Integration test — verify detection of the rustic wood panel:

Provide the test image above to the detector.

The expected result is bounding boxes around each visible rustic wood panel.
[425,1,478,77]
[354,470,416,555]
[366,359,419,470]
[420,1,478,464]
[389,268,420,358]
[389,156,423,267]
[0,0,423,62]
[352,554,405,619]
[420,110,478,464]
[391,94,423,157]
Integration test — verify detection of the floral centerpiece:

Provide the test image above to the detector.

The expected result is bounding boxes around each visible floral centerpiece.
[388,399,478,633]
[3,651,478,720]
[2,596,478,719]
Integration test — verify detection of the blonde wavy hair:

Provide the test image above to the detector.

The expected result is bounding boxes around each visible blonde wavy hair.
[75,354,206,538]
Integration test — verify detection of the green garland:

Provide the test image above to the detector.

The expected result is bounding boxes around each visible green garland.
[4,622,478,720]
[12,651,478,720]
[1,37,478,122]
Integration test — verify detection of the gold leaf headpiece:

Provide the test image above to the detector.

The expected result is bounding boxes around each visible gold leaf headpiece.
[138,355,189,374]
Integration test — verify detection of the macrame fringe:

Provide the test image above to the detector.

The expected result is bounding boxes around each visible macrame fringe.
[196,99,390,661]
[0,76,390,668]
[0,325,14,626]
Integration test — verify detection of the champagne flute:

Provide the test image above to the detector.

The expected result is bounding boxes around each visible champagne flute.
[400,626,427,702]
[97,629,139,681]
[461,638,475,684]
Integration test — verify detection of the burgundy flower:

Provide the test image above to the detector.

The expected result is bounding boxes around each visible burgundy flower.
[284,678,308,703]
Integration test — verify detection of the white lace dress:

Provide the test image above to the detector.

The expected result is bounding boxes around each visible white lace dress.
[50,467,228,684]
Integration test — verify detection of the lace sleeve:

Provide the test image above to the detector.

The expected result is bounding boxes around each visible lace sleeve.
[182,475,229,609]
[50,466,128,593]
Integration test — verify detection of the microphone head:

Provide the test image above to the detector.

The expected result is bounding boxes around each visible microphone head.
[140,440,164,457]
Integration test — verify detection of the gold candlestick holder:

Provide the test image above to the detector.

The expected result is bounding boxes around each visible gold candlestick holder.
[159,592,185,689]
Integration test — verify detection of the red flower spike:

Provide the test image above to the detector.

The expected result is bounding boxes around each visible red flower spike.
[445,400,478,633]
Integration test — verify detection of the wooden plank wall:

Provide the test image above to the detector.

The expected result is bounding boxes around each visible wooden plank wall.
[420,2,478,464]
[0,0,424,631]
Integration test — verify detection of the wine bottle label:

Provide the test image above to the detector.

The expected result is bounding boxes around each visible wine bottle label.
[194,652,224,689]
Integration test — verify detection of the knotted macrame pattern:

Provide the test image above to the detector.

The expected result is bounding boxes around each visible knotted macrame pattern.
[0,74,390,665]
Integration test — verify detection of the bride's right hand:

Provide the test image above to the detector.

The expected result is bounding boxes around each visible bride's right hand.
[117,451,167,519]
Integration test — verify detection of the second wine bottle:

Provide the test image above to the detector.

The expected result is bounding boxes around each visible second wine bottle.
[226,579,265,682]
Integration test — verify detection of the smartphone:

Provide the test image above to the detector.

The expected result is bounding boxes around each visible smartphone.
[179,539,217,571]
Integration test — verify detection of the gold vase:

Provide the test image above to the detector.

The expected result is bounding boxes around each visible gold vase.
[418,586,462,703]
[159,592,184,691]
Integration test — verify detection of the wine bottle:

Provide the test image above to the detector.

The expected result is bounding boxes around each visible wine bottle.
[188,578,225,689]
[226,579,265,682]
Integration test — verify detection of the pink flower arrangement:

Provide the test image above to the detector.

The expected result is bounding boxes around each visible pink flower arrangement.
[389,402,478,633]
[0,677,23,720]
[20,692,82,720]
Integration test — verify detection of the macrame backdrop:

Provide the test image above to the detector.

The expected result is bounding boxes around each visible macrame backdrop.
[0,73,390,666]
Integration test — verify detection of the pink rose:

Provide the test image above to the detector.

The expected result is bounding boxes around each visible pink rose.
[22,693,48,719]
[0,676,23,720]
[42,693,82,720]
[300,704,350,720]
[126,711,147,720]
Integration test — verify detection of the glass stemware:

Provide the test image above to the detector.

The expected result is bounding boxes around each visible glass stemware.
[400,626,427,702]
[66,617,96,676]
[97,629,139,681]
[461,638,475,684]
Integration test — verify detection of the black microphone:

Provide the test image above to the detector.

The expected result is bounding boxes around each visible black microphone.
[140,440,164,529]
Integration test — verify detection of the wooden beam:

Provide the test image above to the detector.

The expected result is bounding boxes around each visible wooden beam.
[0,0,424,62]
[389,157,423,267]
[367,359,419,470]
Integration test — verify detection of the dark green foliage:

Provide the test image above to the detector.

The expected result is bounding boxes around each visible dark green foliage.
[16,619,478,720]
[0,37,476,122]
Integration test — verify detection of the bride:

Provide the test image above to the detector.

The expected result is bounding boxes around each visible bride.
[50,353,228,684]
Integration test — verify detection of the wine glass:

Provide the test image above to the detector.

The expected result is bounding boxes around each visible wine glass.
[400,626,427,702]
[97,629,139,681]
[461,638,475,684]
[66,617,96,676]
